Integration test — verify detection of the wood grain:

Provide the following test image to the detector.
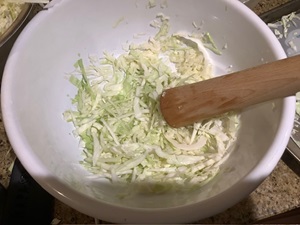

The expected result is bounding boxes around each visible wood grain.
[160,55,300,127]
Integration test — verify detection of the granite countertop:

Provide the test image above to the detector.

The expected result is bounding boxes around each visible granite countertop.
[1,0,299,224]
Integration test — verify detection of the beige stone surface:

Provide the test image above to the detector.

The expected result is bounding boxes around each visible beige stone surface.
[253,0,290,14]
[1,0,299,224]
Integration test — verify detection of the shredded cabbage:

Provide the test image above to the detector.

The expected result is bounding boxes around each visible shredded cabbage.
[0,0,22,35]
[268,13,300,117]
[0,0,49,36]
[268,12,300,39]
[64,14,240,193]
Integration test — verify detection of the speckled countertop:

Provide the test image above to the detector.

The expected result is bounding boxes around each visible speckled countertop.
[0,0,299,224]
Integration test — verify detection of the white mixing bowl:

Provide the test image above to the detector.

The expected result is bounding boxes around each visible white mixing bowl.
[1,0,295,223]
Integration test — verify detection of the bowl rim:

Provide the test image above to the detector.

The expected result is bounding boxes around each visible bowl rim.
[0,3,32,48]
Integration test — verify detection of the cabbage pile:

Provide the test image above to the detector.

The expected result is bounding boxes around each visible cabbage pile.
[0,0,22,35]
[64,14,240,193]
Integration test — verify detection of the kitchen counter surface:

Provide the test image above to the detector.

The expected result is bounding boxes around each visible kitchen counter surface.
[0,0,299,224]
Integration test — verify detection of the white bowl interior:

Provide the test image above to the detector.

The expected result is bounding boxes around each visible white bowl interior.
[1,0,295,223]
